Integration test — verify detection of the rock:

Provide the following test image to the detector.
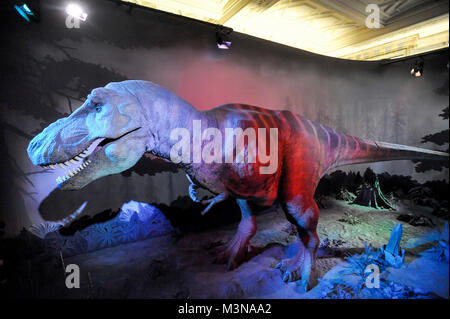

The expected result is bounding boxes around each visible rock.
[397,214,434,227]
[36,201,177,258]
[338,212,361,225]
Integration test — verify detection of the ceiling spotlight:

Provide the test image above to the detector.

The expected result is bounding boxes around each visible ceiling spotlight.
[410,59,424,77]
[14,2,35,22]
[66,3,88,21]
[216,27,233,50]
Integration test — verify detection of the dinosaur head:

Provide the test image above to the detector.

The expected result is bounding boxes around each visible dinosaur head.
[27,81,151,190]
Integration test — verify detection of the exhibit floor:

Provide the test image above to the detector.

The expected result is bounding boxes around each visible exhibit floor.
[4,198,447,299]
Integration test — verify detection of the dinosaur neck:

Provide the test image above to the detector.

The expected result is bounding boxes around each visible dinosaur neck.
[144,95,213,164]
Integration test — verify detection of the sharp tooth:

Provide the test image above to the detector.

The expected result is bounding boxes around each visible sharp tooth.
[56,177,61,183]
[64,161,69,166]
[70,159,77,164]
[75,156,82,161]
[58,163,65,169]
[50,164,55,169]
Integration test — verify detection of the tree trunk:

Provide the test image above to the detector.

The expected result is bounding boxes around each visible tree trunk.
[351,179,395,210]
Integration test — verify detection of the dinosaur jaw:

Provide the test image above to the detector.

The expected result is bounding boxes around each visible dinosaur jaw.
[38,127,144,190]
[56,138,105,189]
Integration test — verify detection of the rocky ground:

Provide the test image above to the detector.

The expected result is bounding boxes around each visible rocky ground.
[14,198,447,299]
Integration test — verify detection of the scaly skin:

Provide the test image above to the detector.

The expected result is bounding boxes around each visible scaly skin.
[27,80,448,290]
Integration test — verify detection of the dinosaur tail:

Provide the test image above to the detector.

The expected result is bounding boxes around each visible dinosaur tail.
[330,132,448,169]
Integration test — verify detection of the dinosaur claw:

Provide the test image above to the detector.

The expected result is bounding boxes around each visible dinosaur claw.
[299,280,308,292]
[227,260,237,271]
[282,272,291,283]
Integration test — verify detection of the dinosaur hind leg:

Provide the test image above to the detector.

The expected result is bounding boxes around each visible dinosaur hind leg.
[213,199,257,270]
[276,195,320,291]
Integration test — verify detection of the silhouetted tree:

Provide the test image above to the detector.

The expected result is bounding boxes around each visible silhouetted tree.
[414,107,449,172]
[351,168,394,210]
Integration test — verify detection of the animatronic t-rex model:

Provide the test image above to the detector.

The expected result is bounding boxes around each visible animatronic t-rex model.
[27,80,448,290]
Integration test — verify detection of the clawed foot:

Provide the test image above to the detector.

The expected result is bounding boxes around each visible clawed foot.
[274,243,314,291]
[275,258,303,283]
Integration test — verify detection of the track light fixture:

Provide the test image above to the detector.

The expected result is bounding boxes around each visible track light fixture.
[216,27,233,50]
[66,3,88,21]
[13,1,39,22]
[410,59,424,77]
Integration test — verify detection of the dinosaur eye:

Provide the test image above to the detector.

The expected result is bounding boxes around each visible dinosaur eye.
[94,103,102,113]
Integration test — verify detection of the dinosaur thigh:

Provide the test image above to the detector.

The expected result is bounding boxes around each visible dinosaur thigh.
[190,162,280,205]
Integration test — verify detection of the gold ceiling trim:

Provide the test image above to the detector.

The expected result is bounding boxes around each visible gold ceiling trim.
[123,0,449,61]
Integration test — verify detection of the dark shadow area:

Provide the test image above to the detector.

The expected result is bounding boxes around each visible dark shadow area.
[38,157,180,221]
[121,155,179,177]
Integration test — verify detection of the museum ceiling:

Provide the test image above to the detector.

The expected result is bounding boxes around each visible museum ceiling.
[123,0,449,60]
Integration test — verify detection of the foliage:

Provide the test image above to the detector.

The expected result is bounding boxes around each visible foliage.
[351,169,394,210]
[315,170,362,197]
[320,282,356,299]
[342,243,389,289]
[338,212,361,225]
[363,167,377,186]
[316,170,448,212]
[407,186,432,205]
[418,222,449,262]
[414,106,449,173]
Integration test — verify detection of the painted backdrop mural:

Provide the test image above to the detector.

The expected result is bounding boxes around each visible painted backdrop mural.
[0,0,448,236]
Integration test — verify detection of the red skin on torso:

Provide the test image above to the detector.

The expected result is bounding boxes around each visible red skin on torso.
[183,104,329,207]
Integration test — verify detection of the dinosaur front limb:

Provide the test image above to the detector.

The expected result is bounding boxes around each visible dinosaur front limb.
[200,192,228,215]
[186,174,201,203]
[186,174,228,214]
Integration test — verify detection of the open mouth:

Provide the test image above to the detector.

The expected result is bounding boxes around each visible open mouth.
[39,141,96,184]
[39,127,141,185]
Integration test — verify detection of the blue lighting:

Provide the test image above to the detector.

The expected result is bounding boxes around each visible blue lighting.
[22,4,32,14]
[14,3,34,22]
